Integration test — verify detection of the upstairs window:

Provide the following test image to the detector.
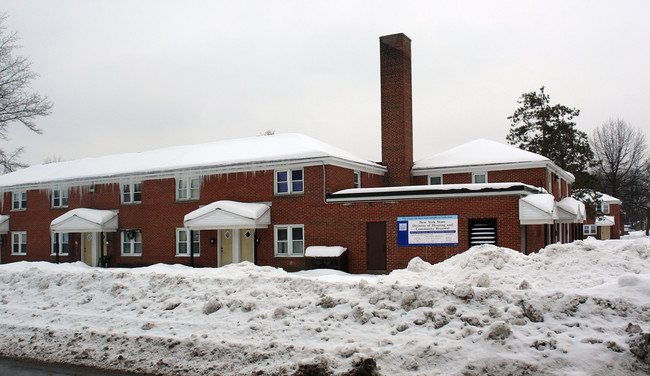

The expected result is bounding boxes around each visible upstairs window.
[353,171,361,188]
[12,191,26,210]
[275,169,304,195]
[121,230,142,256]
[51,233,69,256]
[583,224,597,235]
[176,228,200,256]
[12,232,26,255]
[429,175,442,185]
[601,202,610,214]
[52,189,68,208]
[176,177,200,201]
[121,183,142,204]
[472,172,487,184]
[275,225,304,256]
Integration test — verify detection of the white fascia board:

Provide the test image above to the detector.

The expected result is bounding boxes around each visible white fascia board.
[328,189,536,203]
[1,157,386,191]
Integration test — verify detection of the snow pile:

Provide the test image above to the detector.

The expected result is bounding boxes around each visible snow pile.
[0,239,649,375]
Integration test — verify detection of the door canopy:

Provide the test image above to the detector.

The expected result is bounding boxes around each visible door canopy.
[0,215,9,234]
[51,208,119,233]
[519,193,558,225]
[184,200,271,230]
[556,197,587,223]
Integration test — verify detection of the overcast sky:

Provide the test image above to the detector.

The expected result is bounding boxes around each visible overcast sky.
[1,0,648,166]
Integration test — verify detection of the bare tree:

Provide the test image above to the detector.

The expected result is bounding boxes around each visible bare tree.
[0,14,53,171]
[591,117,649,229]
[0,146,26,173]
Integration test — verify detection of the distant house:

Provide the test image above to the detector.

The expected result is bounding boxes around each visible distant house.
[0,33,587,273]
[582,193,622,240]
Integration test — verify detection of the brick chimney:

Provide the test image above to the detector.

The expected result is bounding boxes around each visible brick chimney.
[380,33,413,187]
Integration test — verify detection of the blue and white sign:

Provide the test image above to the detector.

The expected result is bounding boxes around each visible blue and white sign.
[397,215,458,246]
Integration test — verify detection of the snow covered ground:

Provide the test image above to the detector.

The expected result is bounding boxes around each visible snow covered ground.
[0,238,649,375]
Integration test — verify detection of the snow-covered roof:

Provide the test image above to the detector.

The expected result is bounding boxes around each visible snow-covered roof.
[413,139,574,182]
[305,246,347,257]
[327,182,542,203]
[50,208,119,233]
[601,194,622,204]
[595,215,616,227]
[556,197,586,222]
[184,200,271,230]
[519,193,558,224]
[0,133,385,190]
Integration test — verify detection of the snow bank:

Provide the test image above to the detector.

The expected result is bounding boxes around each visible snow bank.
[0,240,649,375]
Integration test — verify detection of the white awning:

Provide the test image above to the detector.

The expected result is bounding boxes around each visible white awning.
[595,215,615,227]
[556,197,586,223]
[519,194,558,225]
[0,215,9,234]
[184,200,271,230]
[51,208,119,233]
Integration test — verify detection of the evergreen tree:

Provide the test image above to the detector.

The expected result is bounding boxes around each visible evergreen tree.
[506,87,595,188]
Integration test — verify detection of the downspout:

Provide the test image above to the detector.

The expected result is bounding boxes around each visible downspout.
[190,229,195,267]
[55,232,60,264]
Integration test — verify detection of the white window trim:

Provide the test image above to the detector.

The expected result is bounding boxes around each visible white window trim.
[353,171,361,188]
[176,177,200,201]
[11,231,27,255]
[601,203,610,214]
[472,172,487,184]
[12,191,26,211]
[176,228,200,257]
[51,189,69,208]
[429,175,443,185]
[274,168,304,195]
[51,233,69,256]
[274,224,304,256]
[583,224,597,235]
[121,230,143,256]
[121,182,142,204]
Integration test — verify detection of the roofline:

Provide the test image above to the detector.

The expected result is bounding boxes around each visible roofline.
[326,184,542,203]
[0,156,386,191]
[412,160,575,183]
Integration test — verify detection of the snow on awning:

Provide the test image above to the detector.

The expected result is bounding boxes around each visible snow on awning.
[184,200,270,230]
[519,194,558,225]
[305,246,347,258]
[556,197,586,223]
[51,209,118,233]
[595,215,615,227]
[0,215,9,234]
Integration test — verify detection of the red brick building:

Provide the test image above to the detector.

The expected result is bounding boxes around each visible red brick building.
[0,33,589,273]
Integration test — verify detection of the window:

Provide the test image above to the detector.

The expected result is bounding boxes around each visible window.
[472,172,487,184]
[176,228,200,256]
[51,233,69,255]
[176,177,200,201]
[429,175,442,185]
[274,225,304,256]
[121,183,142,204]
[52,189,68,208]
[583,224,597,235]
[601,202,610,214]
[12,232,26,255]
[12,191,26,210]
[353,171,361,188]
[275,169,304,194]
[121,230,142,256]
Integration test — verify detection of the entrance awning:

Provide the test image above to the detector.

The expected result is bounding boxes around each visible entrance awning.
[556,197,586,223]
[595,215,615,227]
[184,200,271,230]
[519,194,558,225]
[0,215,9,234]
[51,208,119,233]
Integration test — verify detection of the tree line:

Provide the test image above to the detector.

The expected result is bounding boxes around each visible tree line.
[507,87,649,232]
